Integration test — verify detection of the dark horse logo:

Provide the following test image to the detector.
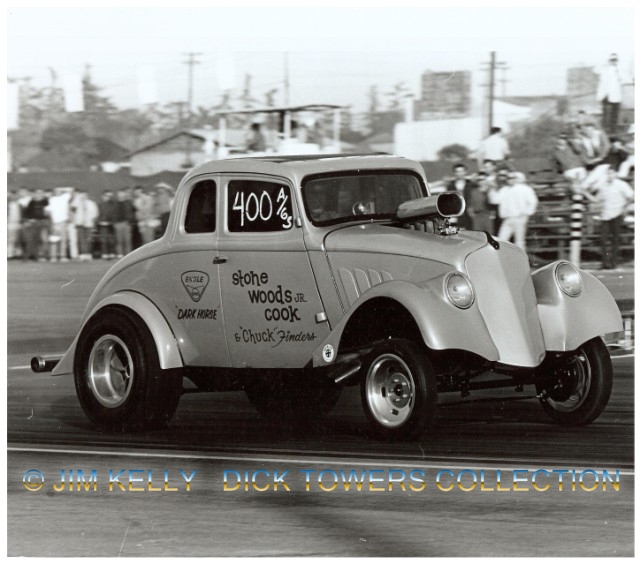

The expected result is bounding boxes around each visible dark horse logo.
[181,271,210,303]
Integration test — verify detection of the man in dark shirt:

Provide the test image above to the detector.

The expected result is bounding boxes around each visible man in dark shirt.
[98,191,118,259]
[604,136,630,172]
[446,163,475,229]
[466,172,493,233]
[113,188,135,257]
[22,189,49,260]
[554,135,588,193]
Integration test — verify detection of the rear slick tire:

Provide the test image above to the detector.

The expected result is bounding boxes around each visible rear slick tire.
[74,307,182,431]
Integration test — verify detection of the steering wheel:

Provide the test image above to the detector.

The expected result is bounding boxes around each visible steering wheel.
[352,201,368,216]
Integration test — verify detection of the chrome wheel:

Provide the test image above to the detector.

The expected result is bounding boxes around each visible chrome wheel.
[360,339,436,441]
[536,337,612,426]
[545,351,591,412]
[87,334,134,408]
[365,353,416,428]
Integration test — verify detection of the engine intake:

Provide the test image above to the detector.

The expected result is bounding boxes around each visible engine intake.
[396,192,466,223]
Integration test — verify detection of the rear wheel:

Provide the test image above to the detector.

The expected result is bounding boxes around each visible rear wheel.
[74,307,183,431]
[535,337,612,425]
[360,338,437,441]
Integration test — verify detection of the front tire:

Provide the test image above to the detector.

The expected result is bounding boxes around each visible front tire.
[74,307,183,431]
[360,339,437,441]
[535,337,613,425]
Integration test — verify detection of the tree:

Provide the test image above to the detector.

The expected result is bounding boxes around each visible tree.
[366,85,380,133]
[339,108,366,144]
[507,114,567,158]
[437,143,471,162]
[82,63,116,113]
[385,81,411,111]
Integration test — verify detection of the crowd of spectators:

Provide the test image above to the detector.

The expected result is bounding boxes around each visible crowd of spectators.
[553,116,634,269]
[444,114,634,269]
[8,184,175,262]
[446,161,538,254]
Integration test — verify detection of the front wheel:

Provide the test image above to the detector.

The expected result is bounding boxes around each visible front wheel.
[74,307,183,431]
[535,337,613,425]
[360,339,437,441]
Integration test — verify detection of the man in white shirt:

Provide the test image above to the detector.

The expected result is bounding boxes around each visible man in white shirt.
[133,186,156,245]
[72,190,99,260]
[478,127,510,168]
[597,53,624,134]
[46,187,73,261]
[488,171,538,252]
[585,166,633,269]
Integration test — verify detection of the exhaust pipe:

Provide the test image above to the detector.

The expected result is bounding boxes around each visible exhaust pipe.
[31,355,62,373]
[332,360,362,385]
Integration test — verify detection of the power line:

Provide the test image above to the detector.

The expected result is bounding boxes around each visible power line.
[182,52,202,167]
[183,52,202,125]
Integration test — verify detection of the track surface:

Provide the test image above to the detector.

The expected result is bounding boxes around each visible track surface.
[7,261,634,556]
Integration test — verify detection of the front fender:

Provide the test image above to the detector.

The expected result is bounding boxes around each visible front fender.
[532,262,623,351]
[311,279,500,367]
[51,291,184,376]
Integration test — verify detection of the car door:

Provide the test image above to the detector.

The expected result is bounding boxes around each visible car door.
[217,175,330,368]
[151,176,231,367]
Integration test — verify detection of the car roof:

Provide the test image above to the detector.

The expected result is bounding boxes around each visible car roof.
[183,153,426,184]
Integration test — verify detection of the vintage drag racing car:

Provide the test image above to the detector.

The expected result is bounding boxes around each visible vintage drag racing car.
[32,154,623,441]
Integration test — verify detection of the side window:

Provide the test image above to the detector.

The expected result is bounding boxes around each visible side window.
[227,180,293,232]
[185,179,216,233]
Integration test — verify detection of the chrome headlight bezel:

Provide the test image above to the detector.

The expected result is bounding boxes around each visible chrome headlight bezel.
[555,262,583,297]
[444,272,475,309]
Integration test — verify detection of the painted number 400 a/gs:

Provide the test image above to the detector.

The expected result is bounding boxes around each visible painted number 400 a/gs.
[232,187,293,230]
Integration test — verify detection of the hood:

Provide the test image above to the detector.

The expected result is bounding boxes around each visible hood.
[323,223,489,265]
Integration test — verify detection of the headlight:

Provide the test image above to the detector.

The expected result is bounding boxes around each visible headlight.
[555,262,583,297]
[445,272,475,309]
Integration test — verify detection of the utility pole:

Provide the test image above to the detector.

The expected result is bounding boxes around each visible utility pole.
[480,52,507,135]
[168,101,188,127]
[283,52,290,106]
[183,52,202,125]
[488,51,496,132]
[183,52,202,167]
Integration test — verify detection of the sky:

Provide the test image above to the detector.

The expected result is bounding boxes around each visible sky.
[5,3,637,115]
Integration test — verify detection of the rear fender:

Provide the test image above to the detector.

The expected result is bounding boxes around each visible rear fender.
[311,279,499,367]
[51,291,184,376]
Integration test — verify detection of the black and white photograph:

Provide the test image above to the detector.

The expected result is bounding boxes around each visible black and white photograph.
[5,2,635,557]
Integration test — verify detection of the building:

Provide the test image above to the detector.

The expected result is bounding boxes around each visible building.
[495,95,565,119]
[417,70,472,118]
[17,137,129,173]
[566,67,600,115]
[127,128,245,176]
[394,100,532,162]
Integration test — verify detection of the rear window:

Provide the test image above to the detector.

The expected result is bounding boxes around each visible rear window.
[185,180,216,233]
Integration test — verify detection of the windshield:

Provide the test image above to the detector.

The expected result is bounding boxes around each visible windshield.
[302,170,426,226]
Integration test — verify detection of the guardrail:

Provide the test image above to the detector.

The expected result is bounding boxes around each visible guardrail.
[526,180,634,262]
